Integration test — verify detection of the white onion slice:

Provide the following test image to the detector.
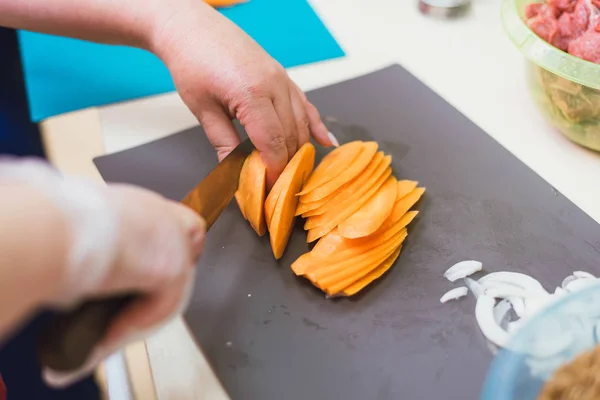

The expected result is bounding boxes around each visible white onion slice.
[479,272,548,296]
[443,260,483,282]
[554,287,567,296]
[464,277,483,298]
[508,296,526,318]
[564,277,597,292]
[475,295,509,347]
[573,271,595,279]
[561,275,578,289]
[485,285,531,300]
[440,287,468,303]
[493,299,512,325]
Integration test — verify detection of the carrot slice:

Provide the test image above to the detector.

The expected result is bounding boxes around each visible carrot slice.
[295,191,337,216]
[235,192,246,219]
[236,150,267,236]
[291,213,413,276]
[298,152,388,217]
[304,165,392,232]
[297,141,364,195]
[267,143,315,259]
[393,187,426,219]
[324,245,400,295]
[313,210,418,258]
[264,189,280,228]
[298,142,378,202]
[337,176,398,239]
[397,180,418,199]
[340,246,402,296]
[309,230,407,291]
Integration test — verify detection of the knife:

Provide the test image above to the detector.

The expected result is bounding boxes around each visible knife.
[37,138,255,372]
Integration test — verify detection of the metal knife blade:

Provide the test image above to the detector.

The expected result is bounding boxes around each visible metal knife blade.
[37,138,255,372]
[182,137,255,229]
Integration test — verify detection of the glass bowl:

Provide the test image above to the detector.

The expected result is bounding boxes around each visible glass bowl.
[501,0,600,151]
[481,280,600,399]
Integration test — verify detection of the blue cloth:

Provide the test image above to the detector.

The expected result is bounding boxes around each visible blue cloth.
[0,312,100,400]
[0,27,44,157]
[17,0,345,122]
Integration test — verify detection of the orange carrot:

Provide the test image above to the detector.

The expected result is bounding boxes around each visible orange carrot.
[266,143,315,259]
[297,141,364,195]
[236,150,267,236]
[298,142,378,203]
[340,246,402,296]
[298,152,389,217]
[337,176,398,239]
[304,166,392,236]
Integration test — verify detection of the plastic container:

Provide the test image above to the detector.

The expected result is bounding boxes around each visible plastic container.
[481,280,600,399]
[501,0,600,151]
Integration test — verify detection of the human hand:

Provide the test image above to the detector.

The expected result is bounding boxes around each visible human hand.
[0,158,205,387]
[150,0,338,187]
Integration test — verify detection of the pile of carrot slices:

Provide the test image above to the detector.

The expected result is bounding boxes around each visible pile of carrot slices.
[235,140,425,297]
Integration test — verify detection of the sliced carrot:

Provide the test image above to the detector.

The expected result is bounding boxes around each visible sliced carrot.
[295,191,336,216]
[236,150,267,236]
[305,229,405,280]
[304,165,392,232]
[306,227,328,244]
[297,141,364,195]
[393,187,426,219]
[397,180,419,199]
[313,210,418,258]
[340,246,402,296]
[267,143,315,259]
[337,176,398,239]
[324,246,399,295]
[371,210,419,240]
[292,215,410,276]
[299,142,378,203]
[309,230,407,291]
[300,152,388,217]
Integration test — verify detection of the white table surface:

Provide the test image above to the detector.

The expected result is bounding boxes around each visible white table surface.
[96,0,600,398]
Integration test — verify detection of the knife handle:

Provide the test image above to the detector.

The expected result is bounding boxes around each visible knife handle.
[37,294,136,372]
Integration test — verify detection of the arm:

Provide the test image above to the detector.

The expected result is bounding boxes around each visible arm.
[0,0,159,49]
[0,182,69,341]
[0,0,335,186]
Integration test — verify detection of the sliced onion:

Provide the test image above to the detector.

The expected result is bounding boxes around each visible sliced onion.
[554,287,567,296]
[493,299,512,325]
[478,272,548,296]
[485,285,531,300]
[443,260,483,282]
[508,296,525,318]
[573,271,596,279]
[561,275,578,289]
[464,277,483,298]
[440,287,468,303]
[475,295,509,347]
[564,278,597,292]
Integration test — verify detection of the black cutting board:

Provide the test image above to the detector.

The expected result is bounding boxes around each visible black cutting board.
[94,65,600,400]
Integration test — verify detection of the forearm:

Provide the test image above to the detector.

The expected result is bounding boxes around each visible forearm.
[0,0,167,49]
[0,183,70,341]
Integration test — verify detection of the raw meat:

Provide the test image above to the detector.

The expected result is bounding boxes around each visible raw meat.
[525,0,600,64]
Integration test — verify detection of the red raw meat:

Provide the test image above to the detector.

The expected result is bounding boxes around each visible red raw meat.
[569,28,600,62]
[526,0,600,64]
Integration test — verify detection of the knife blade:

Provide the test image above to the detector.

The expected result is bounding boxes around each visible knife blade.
[37,138,255,372]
